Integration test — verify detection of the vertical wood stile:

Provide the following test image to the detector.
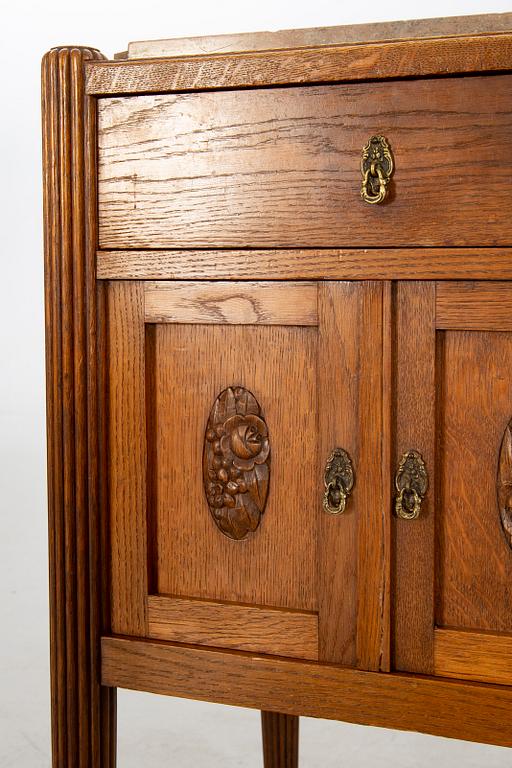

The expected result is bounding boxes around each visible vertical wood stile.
[107,281,148,636]
[42,46,116,767]
[318,283,390,669]
[379,282,393,672]
[356,282,392,671]
[317,283,360,665]
[393,282,436,674]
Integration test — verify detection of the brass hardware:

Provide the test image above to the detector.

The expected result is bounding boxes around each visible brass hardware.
[360,135,394,205]
[394,450,428,520]
[323,448,354,515]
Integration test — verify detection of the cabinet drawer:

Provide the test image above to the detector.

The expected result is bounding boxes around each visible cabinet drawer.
[98,75,512,249]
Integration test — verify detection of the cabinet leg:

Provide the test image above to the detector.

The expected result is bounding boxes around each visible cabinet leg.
[261,711,299,768]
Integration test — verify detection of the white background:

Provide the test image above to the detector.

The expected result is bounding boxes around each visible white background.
[1,1,512,765]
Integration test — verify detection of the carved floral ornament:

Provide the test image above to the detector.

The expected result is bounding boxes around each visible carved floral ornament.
[203,387,270,540]
[498,417,512,549]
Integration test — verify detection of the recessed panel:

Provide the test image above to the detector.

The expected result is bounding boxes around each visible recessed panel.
[437,330,512,633]
[149,323,318,610]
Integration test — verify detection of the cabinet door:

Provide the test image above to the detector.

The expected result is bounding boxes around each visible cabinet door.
[106,280,390,669]
[394,281,512,684]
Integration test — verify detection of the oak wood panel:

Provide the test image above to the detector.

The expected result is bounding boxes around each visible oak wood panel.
[42,46,116,768]
[437,330,512,633]
[144,281,318,325]
[98,76,512,249]
[97,248,512,282]
[357,282,392,671]
[435,628,512,686]
[126,13,512,58]
[261,711,298,768]
[317,282,389,669]
[101,636,512,747]
[379,282,393,673]
[436,281,512,330]
[152,322,317,610]
[87,35,512,95]
[317,283,359,665]
[393,282,436,674]
[147,595,318,660]
[107,282,147,635]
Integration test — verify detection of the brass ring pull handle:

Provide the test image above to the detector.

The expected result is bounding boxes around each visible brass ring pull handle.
[323,448,354,515]
[361,135,394,205]
[394,450,428,520]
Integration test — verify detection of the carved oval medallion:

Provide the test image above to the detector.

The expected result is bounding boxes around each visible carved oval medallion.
[203,386,270,541]
[498,417,512,549]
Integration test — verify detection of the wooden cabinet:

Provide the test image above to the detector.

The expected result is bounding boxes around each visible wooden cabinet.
[42,15,512,768]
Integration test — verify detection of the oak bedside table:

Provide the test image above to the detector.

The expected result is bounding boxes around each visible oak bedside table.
[42,12,512,766]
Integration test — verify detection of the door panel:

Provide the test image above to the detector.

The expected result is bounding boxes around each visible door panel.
[106,279,390,667]
[394,280,512,683]
[438,330,512,634]
[151,322,317,610]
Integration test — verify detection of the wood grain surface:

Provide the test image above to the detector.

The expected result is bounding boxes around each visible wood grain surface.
[144,281,318,325]
[356,282,392,671]
[42,46,116,768]
[152,320,318,611]
[147,595,318,659]
[261,711,299,768]
[97,248,512,282]
[316,283,359,665]
[317,283,389,668]
[436,281,512,330]
[87,35,512,95]
[98,76,512,249]
[435,628,512,686]
[107,282,148,635]
[436,329,512,634]
[101,636,512,747]
[393,283,436,674]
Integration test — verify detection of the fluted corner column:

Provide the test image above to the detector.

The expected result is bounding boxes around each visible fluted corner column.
[42,45,116,768]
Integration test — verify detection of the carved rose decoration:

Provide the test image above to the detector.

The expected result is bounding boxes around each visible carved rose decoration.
[498,417,512,549]
[203,387,270,540]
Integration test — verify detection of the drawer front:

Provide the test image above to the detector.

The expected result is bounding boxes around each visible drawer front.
[98,75,512,249]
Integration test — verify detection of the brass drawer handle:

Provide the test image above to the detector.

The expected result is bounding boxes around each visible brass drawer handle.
[360,135,394,205]
[394,450,428,520]
[323,448,354,515]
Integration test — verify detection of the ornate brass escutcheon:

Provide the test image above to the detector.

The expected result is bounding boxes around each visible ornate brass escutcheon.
[322,448,354,515]
[394,450,428,520]
[360,135,394,205]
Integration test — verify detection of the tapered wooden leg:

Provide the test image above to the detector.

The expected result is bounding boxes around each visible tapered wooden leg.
[42,45,116,767]
[261,712,299,768]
